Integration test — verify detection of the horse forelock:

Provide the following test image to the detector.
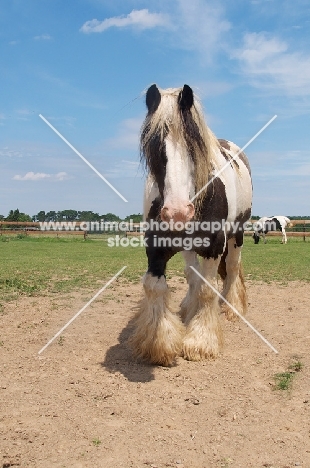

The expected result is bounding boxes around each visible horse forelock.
[140,87,217,210]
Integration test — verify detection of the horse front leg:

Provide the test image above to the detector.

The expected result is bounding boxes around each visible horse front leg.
[221,238,247,321]
[182,257,223,361]
[180,251,201,324]
[129,244,185,366]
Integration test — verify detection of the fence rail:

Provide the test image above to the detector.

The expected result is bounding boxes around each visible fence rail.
[1,220,309,240]
[7,229,86,237]
[0,222,87,239]
[244,231,310,237]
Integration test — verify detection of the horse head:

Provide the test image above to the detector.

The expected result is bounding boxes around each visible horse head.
[141,84,212,225]
[252,232,260,244]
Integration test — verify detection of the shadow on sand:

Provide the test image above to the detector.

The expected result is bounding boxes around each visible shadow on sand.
[100,315,158,383]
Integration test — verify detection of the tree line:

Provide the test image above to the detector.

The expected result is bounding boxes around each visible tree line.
[1,209,309,224]
[0,209,143,223]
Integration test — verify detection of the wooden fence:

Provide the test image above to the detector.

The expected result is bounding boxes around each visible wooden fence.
[244,219,310,241]
[1,220,309,240]
[0,221,87,239]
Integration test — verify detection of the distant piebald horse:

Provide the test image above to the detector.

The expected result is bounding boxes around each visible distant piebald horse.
[253,216,292,244]
[129,84,253,365]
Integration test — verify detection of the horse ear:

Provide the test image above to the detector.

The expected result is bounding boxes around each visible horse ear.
[146,84,161,113]
[178,84,194,111]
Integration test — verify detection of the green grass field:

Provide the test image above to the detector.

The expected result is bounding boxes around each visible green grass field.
[0,235,309,305]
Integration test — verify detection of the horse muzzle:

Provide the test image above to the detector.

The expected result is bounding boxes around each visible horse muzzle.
[160,202,195,225]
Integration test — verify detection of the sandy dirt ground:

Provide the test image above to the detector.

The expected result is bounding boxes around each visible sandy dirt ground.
[0,277,309,468]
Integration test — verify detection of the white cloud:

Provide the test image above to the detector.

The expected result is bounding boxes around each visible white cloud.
[80,9,169,33]
[13,172,50,181]
[54,172,68,181]
[105,117,142,150]
[16,109,32,115]
[33,34,52,40]
[0,148,23,157]
[251,150,310,177]
[285,164,310,176]
[193,81,234,98]
[15,109,33,121]
[172,0,230,60]
[47,115,77,127]
[104,160,140,179]
[233,32,310,96]
[13,172,68,181]
[80,2,230,62]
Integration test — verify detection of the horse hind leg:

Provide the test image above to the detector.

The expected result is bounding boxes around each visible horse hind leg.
[180,251,201,324]
[221,237,248,321]
[218,242,228,282]
[129,271,185,366]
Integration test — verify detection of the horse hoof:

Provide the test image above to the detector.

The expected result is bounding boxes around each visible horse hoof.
[222,304,240,321]
[182,334,221,361]
[129,338,180,366]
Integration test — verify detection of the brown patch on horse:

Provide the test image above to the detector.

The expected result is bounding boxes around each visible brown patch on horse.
[238,151,251,174]
[218,139,239,170]
[233,208,252,247]
[218,138,230,150]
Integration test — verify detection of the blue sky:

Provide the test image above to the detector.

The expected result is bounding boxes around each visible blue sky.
[1,0,309,219]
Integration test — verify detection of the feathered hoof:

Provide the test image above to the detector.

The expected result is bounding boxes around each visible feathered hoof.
[221,297,247,321]
[182,323,223,361]
[129,335,183,366]
[221,303,240,321]
[130,339,181,366]
[128,312,185,366]
[182,338,220,361]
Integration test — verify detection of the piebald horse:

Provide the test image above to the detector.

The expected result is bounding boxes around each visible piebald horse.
[253,216,292,244]
[130,84,253,365]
